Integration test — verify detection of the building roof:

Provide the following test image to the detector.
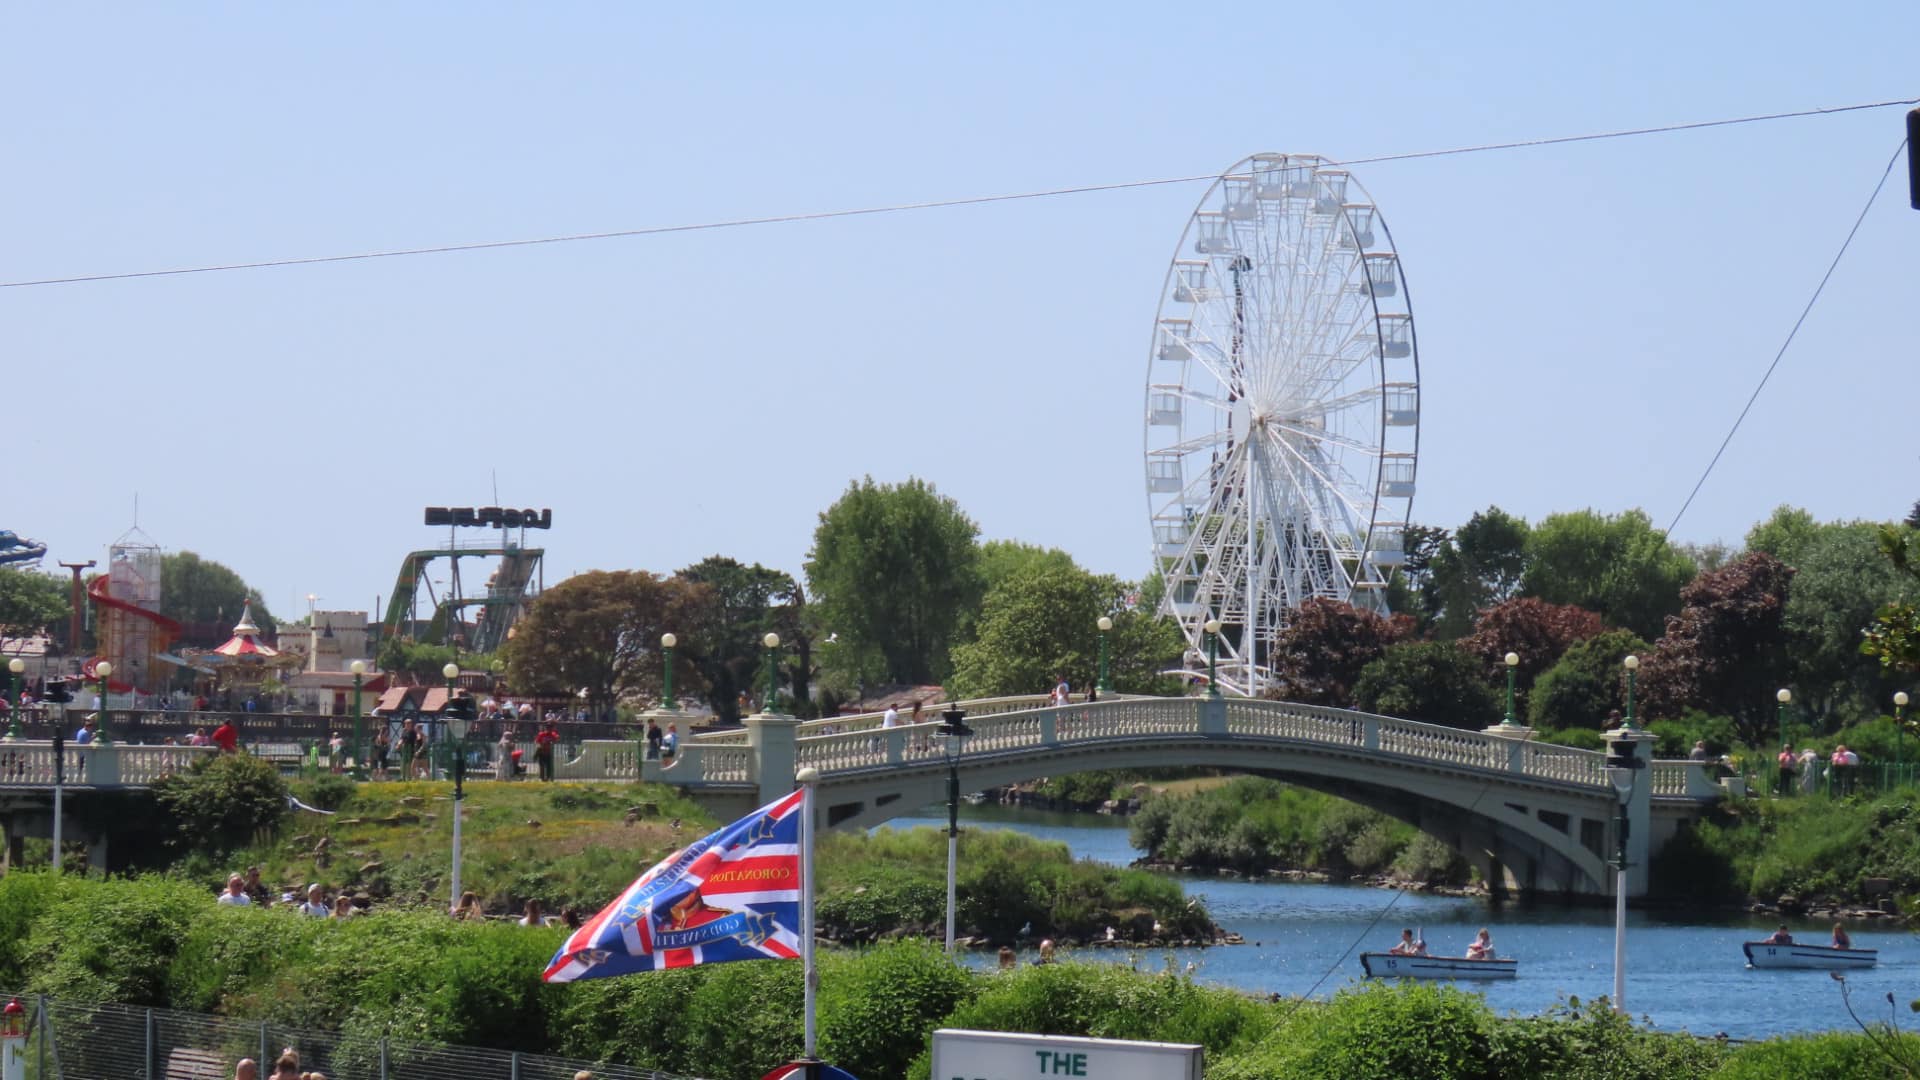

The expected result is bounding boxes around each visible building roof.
[212,601,278,658]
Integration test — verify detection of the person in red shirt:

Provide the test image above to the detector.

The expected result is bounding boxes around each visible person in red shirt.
[211,718,239,753]
[534,721,560,782]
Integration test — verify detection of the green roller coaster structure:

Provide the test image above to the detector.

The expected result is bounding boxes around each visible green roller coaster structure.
[381,542,543,653]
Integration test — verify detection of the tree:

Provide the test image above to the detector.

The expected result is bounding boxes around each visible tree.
[0,567,68,644]
[1862,520,1920,677]
[1353,641,1502,730]
[160,552,275,635]
[1461,597,1608,717]
[503,570,710,711]
[1522,509,1695,640]
[946,565,1183,699]
[1265,599,1412,707]
[1384,524,1451,632]
[1423,507,1531,639]
[1638,553,1794,744]
[804,477,982,686]
[1745,505,1821,566]
[676,556,807,720]
[1764,520,1915,723]
[1527,629,1651,730]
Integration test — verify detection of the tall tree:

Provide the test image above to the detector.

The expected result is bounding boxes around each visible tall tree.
[504,570,710,711]
[1264,599,1412,707]
[1423,507,1531,639]
[1763,520,1915,723]
[946,564,1183,699]
[0,567,68,645]
[676,557,806,721]
[1638,553,1794,744]
[1744,505,1821,566]
[1522,509,1695,640]
[804,476,982,686]
[1527,628,1651,730]
[1354,641,1503,730]
[1461,597,1608,717]
[1862,519,1920,678]
[160,552,275,635]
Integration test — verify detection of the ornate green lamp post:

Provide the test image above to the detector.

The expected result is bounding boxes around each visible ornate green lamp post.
[94,661,112,747]
[1622,654,1640,729]
[1203,619,1222,699]
[5,657,23,737]
[1895,690,1909,773]
[661,632,678,710]
[761,632,781,714]
[1096,616,1113,694]
[442,661,459,782]
[1502,652,1519,727]
[1776,687,1792,749]
[349,660,366,776]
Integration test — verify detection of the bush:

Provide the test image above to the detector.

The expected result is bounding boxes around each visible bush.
[24,876,209,1005]
[1713,1030,1920,1079]
[151,752,288,856]
[297,774,359,812]
[819,941,974,1078]
[1212,981,1498,1080]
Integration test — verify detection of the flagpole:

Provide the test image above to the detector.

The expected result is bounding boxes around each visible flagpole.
[797,767,820,1064]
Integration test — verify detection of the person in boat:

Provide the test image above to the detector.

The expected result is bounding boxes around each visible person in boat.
[1465,928,1496,961]
[1831,923,1852,950]
[1766,924,1794,945]
[1388,929,1427,956]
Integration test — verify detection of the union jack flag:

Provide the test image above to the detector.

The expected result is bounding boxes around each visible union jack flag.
[543,789,806,982]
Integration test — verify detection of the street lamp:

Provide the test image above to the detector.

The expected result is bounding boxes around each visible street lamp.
[934,706,974,954]
[1203,619,1222,699]
[1605,737,1645,1014]
[445,689,474,910]
[94,662,112,747]
[349,660,366,777]
[1502,652,1519,727]
[5,657,24,737]
[1776,688,1792,751]
[1889,687,1904,772]
[44,677,73,871]
[761,632,781,715]
[1622,655,1640,729]
[442,662,459,782]
[1096,616,1114,695]
[661,633,678,710]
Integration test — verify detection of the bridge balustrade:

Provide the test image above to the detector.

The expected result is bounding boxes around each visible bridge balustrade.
[0,742,216,787]
[1225,700,1367,747]
[1374,715,1509,771]
[1522,741,1607,787]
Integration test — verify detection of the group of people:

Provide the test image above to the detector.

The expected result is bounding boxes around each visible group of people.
[1774,743,1863,796]
[234,1054,598,1080]
[1763,922,1854,949]
[995,940,1059,968]
[1388,927,1497,961]
[216,871,358,918]
[450,891,584,928]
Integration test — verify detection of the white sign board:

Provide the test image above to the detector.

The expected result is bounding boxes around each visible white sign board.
[931,1029,1203,1080]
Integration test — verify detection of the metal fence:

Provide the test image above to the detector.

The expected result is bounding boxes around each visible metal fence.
[1739,758,1919,799]
[9,993,709,1080]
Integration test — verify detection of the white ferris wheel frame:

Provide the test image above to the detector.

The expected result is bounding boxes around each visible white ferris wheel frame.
[1143,153,1420,697]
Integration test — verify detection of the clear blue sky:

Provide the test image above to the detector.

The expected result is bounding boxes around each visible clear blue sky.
[4,4,1916,619]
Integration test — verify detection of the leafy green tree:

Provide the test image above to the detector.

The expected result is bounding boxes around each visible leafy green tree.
[1266,599,1412,707]
[1522,509,1695,640]
[1527,629,1651,730]
[676,556,807,720]
[150,752,288,856]
[503,570,710,710]
[160,552,275,635]
[1764,520,1915,723]
[1863,519,1920,677]
[1745,505,1821,565]
[1384,524,1451,632]
[1354,641,1502,730]
[1639,553,1793,744]
[804,476,983,686]
[0,567,68,645]
[1423,507,1532,639]
[947,564,1182,698]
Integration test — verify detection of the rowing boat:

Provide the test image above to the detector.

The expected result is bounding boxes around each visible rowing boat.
[1359,952,1518,980]
[1742,941,1877,970]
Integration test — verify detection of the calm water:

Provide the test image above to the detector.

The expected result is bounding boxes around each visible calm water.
[877,805,1917,1040]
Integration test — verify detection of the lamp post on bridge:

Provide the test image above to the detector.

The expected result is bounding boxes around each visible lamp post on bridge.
[934,706,974,954]
[1096,616,1113,695]
[5,659,22,741]
[93,662,112,747]
[1895,690,1910,777]
[761,632,781,715]
[443,680,474,911]
[661,633,678,711]
[1605,734,1646,1013]
[1203,619,1222,699]
[1622,655,1639,730]
[1501,652,1519,727]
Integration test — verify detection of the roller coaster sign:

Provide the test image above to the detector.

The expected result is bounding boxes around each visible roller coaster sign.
[425,507,554,529]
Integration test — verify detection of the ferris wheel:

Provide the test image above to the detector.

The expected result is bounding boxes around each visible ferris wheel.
[1144,153,1419,697]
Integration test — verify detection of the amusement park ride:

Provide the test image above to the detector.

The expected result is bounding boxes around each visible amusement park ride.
[380,505,549,652]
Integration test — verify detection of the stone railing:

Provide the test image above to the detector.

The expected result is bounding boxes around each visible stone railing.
[0,741,216,787]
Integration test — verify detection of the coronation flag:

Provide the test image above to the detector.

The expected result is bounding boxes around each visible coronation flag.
[543,788,805,982]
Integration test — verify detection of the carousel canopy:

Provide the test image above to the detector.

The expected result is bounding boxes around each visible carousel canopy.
[212,602,278,658]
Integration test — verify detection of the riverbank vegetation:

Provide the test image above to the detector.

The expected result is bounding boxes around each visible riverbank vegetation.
[0,872,1900,1080]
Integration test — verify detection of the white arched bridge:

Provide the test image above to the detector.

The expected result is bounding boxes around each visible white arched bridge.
[605,695,1727,900]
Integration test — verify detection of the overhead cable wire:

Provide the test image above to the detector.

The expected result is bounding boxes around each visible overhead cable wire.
[1663,136,1909,536]
[1,97,1914,290]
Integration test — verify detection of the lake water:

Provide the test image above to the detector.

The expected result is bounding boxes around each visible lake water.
[878,804,1917,1040]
